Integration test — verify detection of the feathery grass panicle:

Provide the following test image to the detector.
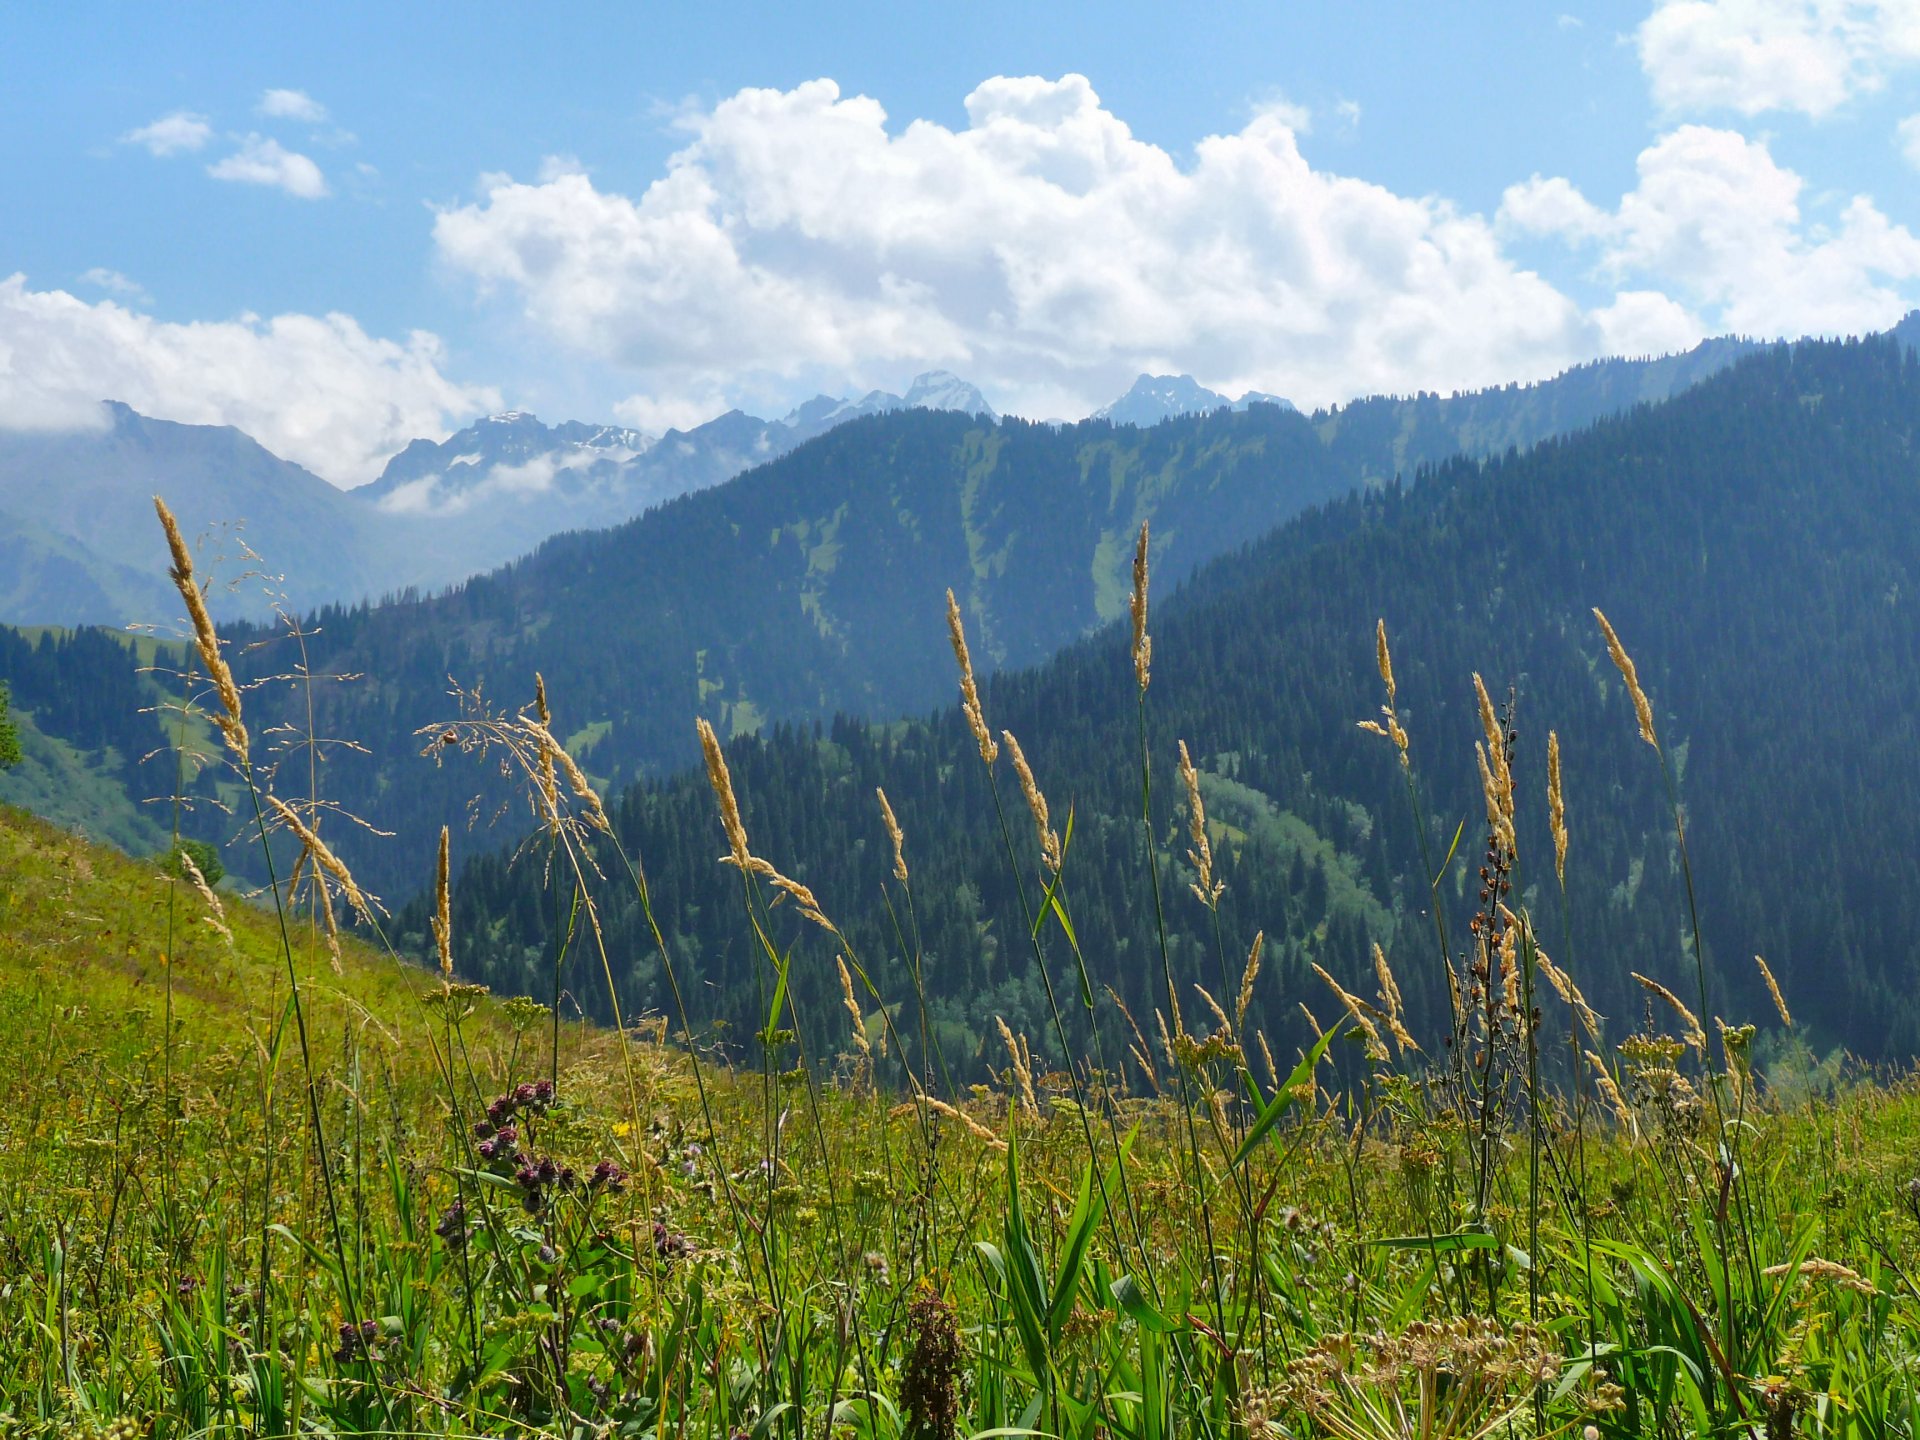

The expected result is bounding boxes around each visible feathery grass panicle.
[1547,729,1568,886]
[1536,950,1602,1038]
[912,1091,1007,1150]
[1375,618,1395,706]
[1130,521,1151,692]
[175,847,233,948]
[876,787,908,883]
[533,673,559,822]
[1472,673,1514,820]
[1372,942,1419,1054]
[1236,930,1264,1029]
[1476,743,1517,857]
[433,825,453,979]
[768,868,838,934]
[154,495,249,764]
[266,793,371,924]
[1311,962,1388,1062]
[837,954,871,1059]
[945,589,999,766]
[995,1017,1038,1117]
[1177,740,1224,906]
[1001,730,1061,873]
[1756,954,1793,1027]
[1586,1051,1638,1133]
[1632,971,1708,1054]
[528,720,609,834]
[1108,986,1160,1093]
[1594,608,1658,749]
[695,717,750,871]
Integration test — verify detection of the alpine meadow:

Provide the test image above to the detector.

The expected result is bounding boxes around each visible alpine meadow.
[10,9,1920,1438]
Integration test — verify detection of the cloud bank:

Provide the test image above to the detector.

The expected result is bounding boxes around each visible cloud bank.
[434,74,1920,424]
[0,276,496,484]
[1637,0,1920,117]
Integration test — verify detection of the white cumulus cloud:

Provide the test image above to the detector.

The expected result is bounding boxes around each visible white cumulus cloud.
[208,135,328,198]
[1637,0,1920,117]
[1501,124,1920,340]
[123,111,213,156]
[0,275,497,485]
[78,268,148,300]
[258,88,329,123]
[433,74,1615,419]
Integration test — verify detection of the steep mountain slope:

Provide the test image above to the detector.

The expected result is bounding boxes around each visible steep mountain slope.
[418,334,1920,1074]
[0,404,392,624]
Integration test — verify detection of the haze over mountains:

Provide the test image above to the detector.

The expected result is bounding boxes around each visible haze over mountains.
[0,370,996,626]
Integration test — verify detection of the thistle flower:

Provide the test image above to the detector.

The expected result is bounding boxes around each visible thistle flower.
[1001,730,1060,873]
[432,825,453,979]
[1593,608,1658,749]
[876,787,908,882]
[696,716,750,871]
[1756,954,1793,1027]
[1130,521,1151,692]
[154,495,248,764]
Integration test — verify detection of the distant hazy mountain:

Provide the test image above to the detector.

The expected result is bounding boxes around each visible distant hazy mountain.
[1095,373,1298,426]
[0,372,999,626]
[0,402,391,624]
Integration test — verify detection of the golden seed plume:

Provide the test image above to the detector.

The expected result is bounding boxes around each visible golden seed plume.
[1547,729,1568,887]
[1001,730,1061,873]
[1129,521,1151,692]
[1373,942,1419,1054]
[995,1016,1038,1117]
[1256,1030,1280,1093]
[1755,955,1793,1027]
[1472,673,1514,822]
[1194,982,1233,1037]
[1632,971,1707,1053]
[433,825,453,979]
[1499,925,1523,1025]
[1476,743,1517,856]
[695,717,750,871]
[914,1091,1006,1150]
[1311,962,1388,1062]
[1236,930,1264,1029]
[316,872,344,975]
[837,954,871,1058]
[945,590,999,766]
[768,868,838,934]
[1178,740,1224,906]
[266,794,371,924]
[1593,608,1658,749]
[1375,618,1395,706]
[533,673,559,822]
[527,718,608,833]
[154,495,249,764]
[1536,950,1602,1038]
[1108,986,1159,1094]
[175,847,232,948]
[1586,1051,1637,1133]
[876,787,908,883]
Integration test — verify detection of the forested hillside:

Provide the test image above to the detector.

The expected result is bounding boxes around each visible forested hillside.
[406,334,1920,1078]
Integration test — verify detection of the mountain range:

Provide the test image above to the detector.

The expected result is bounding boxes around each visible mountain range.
[0,371,996,626]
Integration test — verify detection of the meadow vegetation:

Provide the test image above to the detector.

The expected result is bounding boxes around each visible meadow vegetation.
[3,497,1920,1440]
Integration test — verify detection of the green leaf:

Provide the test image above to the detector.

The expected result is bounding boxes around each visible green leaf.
[1230,1026,1333,1171]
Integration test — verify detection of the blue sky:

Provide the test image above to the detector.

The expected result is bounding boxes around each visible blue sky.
[4,1,1919,483]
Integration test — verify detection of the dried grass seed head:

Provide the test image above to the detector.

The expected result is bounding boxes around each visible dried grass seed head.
[433,825,454,978]
[1593,608,1659,749]
[1547,728,1568,886]
[695,716,750,871]
[154,495,249,764]
[1001,730,1061,873]
[876,786,908,883]
[945,589,999,766]
[1755,954,1793,1027]
[1130,521,1151,692]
